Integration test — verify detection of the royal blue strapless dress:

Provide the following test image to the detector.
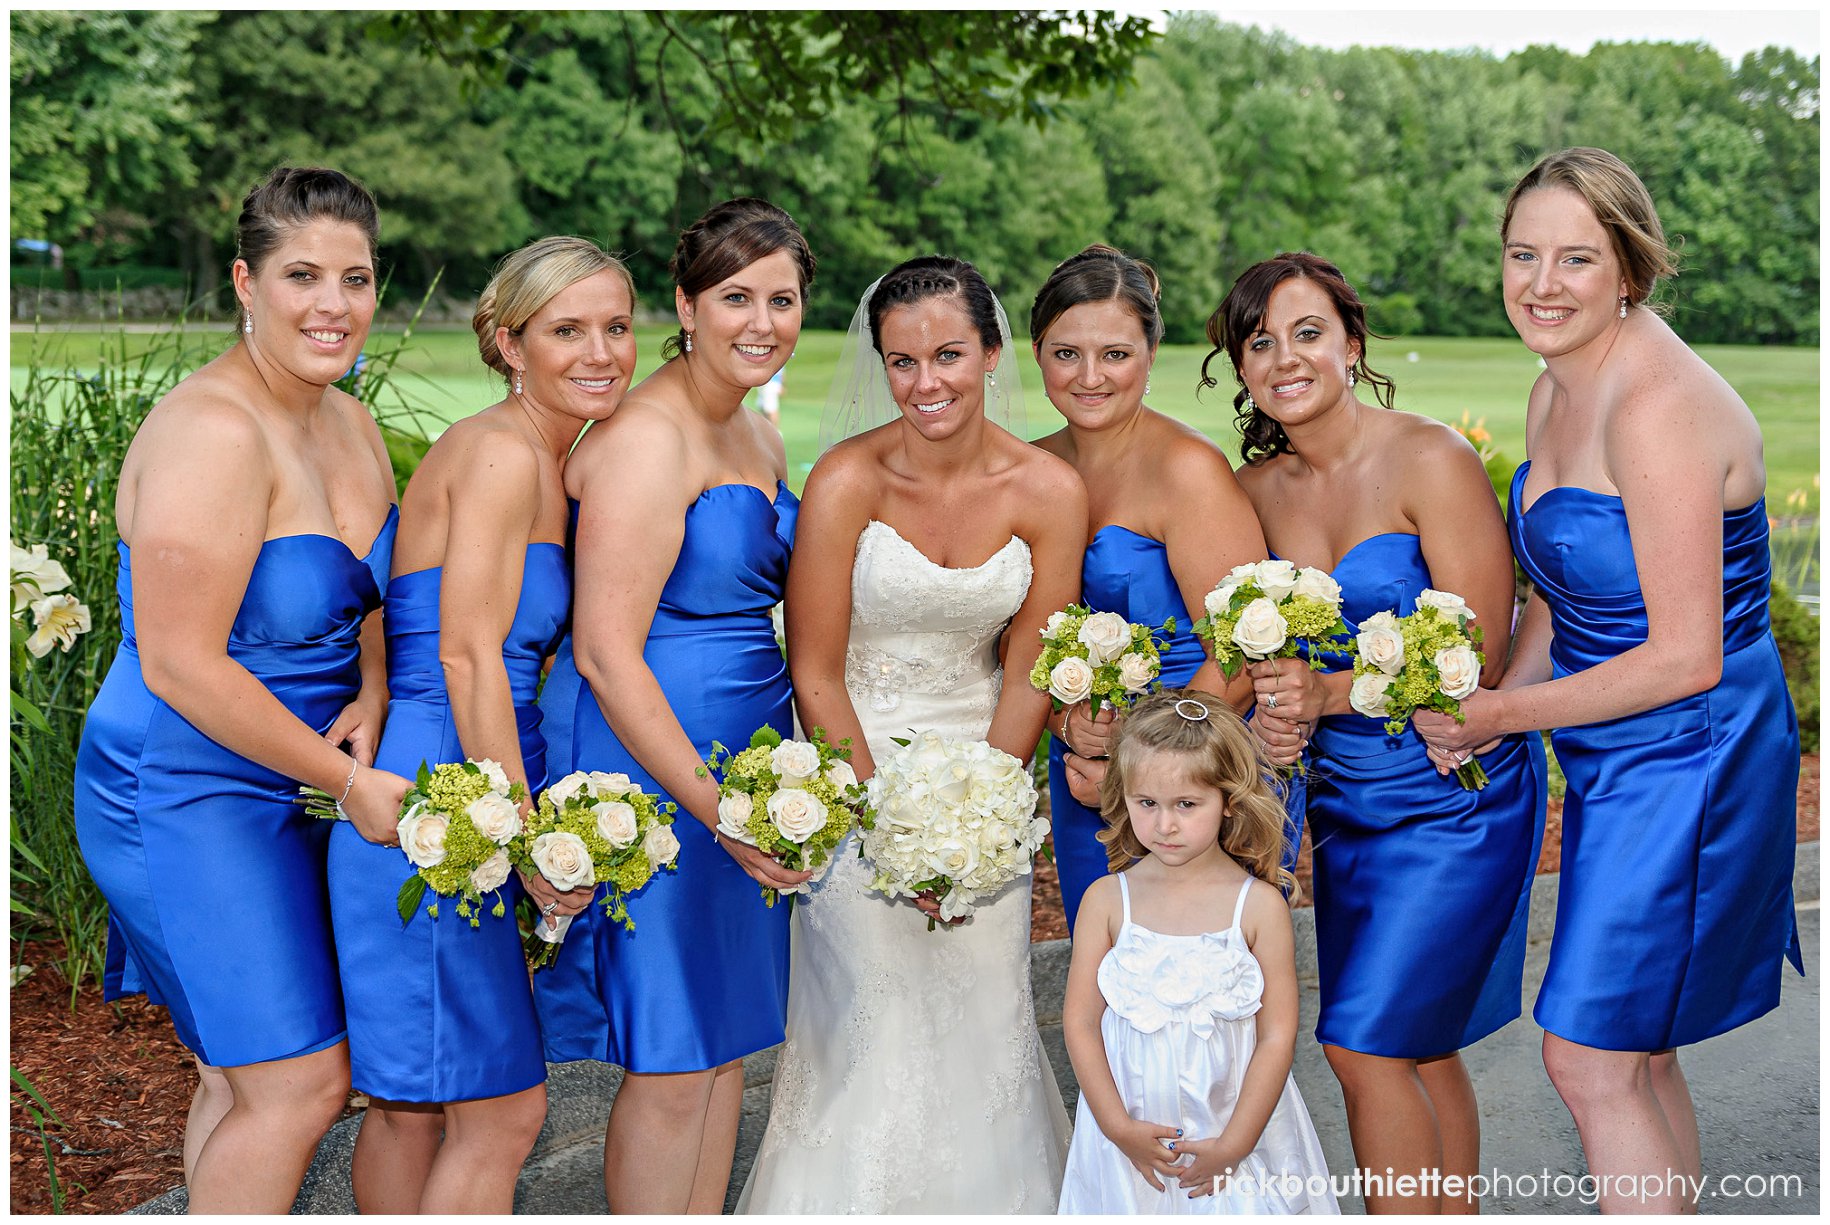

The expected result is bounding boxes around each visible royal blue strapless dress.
[74,507,397,1067]
[534,482,799,1073]
[1510,462,1802,1050]
[327,543,569,1102]
[1303,533,1547,1057]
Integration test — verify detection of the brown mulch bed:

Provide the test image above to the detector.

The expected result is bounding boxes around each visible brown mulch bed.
[12,755,1819,1214]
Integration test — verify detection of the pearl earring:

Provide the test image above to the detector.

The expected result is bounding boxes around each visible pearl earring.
[1243,393,1257,413]
[243,310,253,335]
[684,332,694,354]
[1145,378,1153,395]
[513,368,523,395]
[1347,368,1357,387]
[1618,297,1628,320]
[987,372,997,389]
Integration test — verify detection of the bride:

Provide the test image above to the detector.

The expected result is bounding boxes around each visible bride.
[737,257,1085,1212]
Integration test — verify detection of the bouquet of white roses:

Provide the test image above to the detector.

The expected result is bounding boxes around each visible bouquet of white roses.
[302,758,528,927]
[1028,604,1175,713]
[515,769,680,967]
[862,732,1047,930]
[1347,588,1489,790]
[1192,559,1355,680]
[700,725,872,907]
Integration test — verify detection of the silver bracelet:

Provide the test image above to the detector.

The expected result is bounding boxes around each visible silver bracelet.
[334,756,359,818]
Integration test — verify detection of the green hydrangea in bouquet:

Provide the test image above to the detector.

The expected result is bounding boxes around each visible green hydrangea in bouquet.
[1347,588,1490,790]
[1028,604,1175,714]
[1192,560,1354,679]
[516,770,680,968]
[700,725,872,907]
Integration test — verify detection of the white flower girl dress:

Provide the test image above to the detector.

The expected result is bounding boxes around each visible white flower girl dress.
[1058,874,1339,1214]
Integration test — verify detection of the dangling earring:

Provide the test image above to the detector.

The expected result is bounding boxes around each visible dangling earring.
[1618,296,1629,319]
[243,310,253,335]
[987,371,997,389]
[1347,368,1357,387]
[513,368,523,396]
[1243,393,1257,413]
[1145,378,1153,395]
[683,332,694,354]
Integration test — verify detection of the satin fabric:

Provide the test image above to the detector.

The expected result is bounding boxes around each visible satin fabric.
[1050,527,1306,936]
[1510,462,1802,1050]
[74,507,397,1067]
[1059,875,1338,1214]
[328,543,569,1101]
[1302,533,1547,1057]
[534,482,799,1072]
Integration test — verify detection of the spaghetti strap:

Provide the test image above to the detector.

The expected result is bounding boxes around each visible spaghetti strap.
[1117,872,1131,926]
[1230,877,1252,931]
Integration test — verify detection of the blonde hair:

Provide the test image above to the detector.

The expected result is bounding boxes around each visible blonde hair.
[1098,689,1299,898]
[1501,147,1678,310]
[472,236,635,380]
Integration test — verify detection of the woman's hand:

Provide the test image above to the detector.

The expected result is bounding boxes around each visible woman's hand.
[1063,752,1107,808]
[517,868,593,929]
[1250,710,1309,767]
[913,890,967,927]
[1178,1134,1253,1198]
[1104,1115,1185,1192]
[322,688,388,767]
[1246,658,1327,725]
[718,831,816,891]
[1061,701,1116,760]
[1413,688,1508,761]
[342,762,413,846]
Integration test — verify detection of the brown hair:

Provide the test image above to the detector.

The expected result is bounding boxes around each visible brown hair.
[1029,243,1164,349]
[235,166,379,276]
[473,236,635,380]
[1200,252,1396,466]
[666,197,816,360]
[1097,689,1299,898]
[1501,146,1678,309]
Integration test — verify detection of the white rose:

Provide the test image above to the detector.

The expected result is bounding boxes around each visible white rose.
[587,770,635,798]
[1225,561,1261,583]
[825,760,858,793]
[473,758,512,795]
[465,791,523,846]
[770,740,821,782]
[1356,610,1406,676]
[925,837,980,881]
[397,804,449,868]
[1042,610,1071,640]
[1417,588,1475,622]
[24,593,91,657]
[1292,567,1343,606]
[1116,651,1158,693]
[531,830,594,890]
[1252,559,1300,602]
[1230,597,1288,658]
[1203,580,1240,618]
[911,731,950,771]
[643,823,681,870]
[469,849,512,894]
[933,762,973,807]
[1348,672,1394,718]
[544,771,590,809]
[1077,611,1132,664]
[593,799,639,848]
[716,792,758,844]
[1434,644,1481,700]
[11,542,71,614]
[767,788,828,843]
[1048,657,1095,706]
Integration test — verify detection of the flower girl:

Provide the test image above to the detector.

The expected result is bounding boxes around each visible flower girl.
[1058,690,1338,1214]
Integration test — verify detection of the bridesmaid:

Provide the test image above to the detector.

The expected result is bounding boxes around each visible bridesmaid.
[1206,252,1547,1212]
[327,237,634,1212]
[1416,148,1801,1213]
[1027,244,1272,935]
[72,166,407,1212]
[532,198,816,1212]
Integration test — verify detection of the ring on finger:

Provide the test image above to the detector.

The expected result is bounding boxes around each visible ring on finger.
[1265,692,1279,710]
[540,901,558,917]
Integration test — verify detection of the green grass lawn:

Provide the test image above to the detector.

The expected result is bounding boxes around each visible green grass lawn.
[11,323,1820,508]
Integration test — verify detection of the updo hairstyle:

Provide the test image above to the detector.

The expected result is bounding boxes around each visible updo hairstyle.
[665,197,816,360]
[866,256,1001,356]
[235,166,379,276]
[1029,243,1164,349]
[473,236,634,381]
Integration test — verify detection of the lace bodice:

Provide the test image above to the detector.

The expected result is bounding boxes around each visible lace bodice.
[844,520,1033,731]
[1098,874,1265,1039]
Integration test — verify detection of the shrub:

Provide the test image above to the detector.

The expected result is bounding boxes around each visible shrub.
[1770,581,1819,754]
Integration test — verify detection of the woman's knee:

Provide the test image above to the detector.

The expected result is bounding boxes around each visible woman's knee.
[1324,1044,1416,1099]
[1543,1033,1651,1112]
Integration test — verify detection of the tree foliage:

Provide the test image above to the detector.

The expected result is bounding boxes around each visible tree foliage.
[9,12,1818,346]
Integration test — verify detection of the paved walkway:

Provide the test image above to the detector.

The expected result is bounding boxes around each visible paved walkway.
[137,845,1820,1215]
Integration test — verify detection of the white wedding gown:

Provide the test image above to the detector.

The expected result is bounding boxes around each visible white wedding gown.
[738,519,1073,1213]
